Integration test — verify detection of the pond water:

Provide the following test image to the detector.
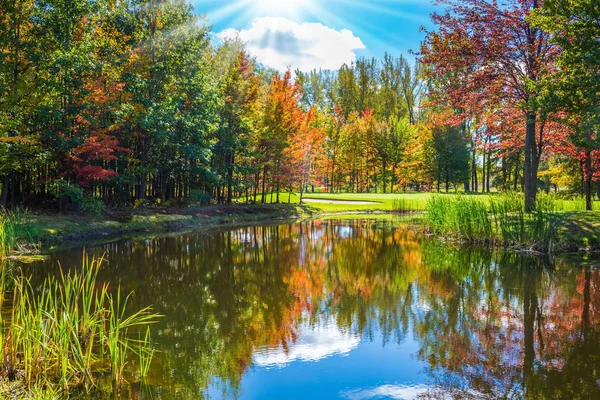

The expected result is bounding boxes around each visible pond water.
[22,219,600,399]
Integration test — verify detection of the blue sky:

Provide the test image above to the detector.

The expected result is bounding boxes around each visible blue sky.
[192,0,438,72]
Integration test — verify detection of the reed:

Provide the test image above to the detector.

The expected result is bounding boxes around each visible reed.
[392,198,426,214]
[425,195,493,243]
[0,254,161,396]
[0,210,31,259]
[138,327,156,379]
[425,192,558,252]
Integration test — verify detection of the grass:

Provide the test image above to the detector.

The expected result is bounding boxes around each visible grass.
[0,210,35,259]
[0,254,161,397]
[424,192,567,252]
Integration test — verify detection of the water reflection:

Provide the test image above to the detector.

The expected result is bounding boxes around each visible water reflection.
[24,219,600,399]
[253,319,360,368]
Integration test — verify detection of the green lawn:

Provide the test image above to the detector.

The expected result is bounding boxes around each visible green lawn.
[255,192,491,213]
[242,191,599,213]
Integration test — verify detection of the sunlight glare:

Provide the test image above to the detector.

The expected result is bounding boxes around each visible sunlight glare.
[253,0,313,18]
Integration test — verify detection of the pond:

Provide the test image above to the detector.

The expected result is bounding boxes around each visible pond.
[21,219,600,399]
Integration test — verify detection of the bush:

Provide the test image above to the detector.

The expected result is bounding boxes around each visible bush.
[50,181,105,217]
[80,194,105,217]
[189,190,211,206]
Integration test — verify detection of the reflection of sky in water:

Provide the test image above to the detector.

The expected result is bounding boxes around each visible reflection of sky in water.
[25,220,600,399]
[253,320,360,368]
[340,384,431,400]
[208,318,428,399]
[337,225,354,239]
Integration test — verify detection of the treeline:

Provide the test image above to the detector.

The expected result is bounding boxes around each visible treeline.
[420,0,600,210]
[0,0,435,212]
[1,0,598,213]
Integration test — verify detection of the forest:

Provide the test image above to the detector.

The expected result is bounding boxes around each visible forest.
[0,0,599,215]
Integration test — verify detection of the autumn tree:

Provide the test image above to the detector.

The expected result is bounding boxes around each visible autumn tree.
[259,70,303,203]
[421,0,560,210]
[213,45,261,203]
[533,0,600,209]
[287,108,326,202]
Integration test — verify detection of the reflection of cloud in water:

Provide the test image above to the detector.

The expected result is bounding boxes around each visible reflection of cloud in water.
[337,226,353,238]
[340,384,430,400]
[253,321,359,368]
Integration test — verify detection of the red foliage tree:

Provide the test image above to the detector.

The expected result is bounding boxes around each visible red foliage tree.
[67,134,127,188]
[420,0,566,210]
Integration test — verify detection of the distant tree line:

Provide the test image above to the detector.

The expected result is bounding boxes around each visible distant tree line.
[0,0,598,212]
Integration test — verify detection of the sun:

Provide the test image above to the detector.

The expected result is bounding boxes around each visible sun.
[252,0,314,19]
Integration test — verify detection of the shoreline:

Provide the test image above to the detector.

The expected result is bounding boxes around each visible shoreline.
[18,204,408,255]
[12,202,600,257]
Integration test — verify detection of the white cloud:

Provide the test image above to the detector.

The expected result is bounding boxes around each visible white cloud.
[217,17,365,72]
[340,384,431,400]
[253,319,360,368]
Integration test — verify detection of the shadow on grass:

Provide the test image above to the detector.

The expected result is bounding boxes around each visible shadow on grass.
[180,202,320,218]
[554,211,600,248]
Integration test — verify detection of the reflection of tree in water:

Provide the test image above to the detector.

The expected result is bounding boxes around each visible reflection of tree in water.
[416,248,600,399]
[25,220,600,399]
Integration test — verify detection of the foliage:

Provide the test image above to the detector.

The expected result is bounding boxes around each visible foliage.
[0,210,31,258]
[0,0,598,216]
[50,181,105,217]
[420,0,564,210]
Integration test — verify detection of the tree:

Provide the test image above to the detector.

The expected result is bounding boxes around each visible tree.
[259,70,303,203]
[420,0,560,210]
[533,0,600,209]
[214,46,261,203]
[0,0,43,207]
[430,117,470,193]
[287,108,326,202]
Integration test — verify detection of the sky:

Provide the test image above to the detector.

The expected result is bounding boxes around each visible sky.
[192,0,439,72]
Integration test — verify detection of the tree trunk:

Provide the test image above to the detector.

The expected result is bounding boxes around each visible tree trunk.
[514,157,520,191]
[261,165,267,204]
[472,147,478,193]
[227,152,234,204]
[481,147,486,193]
[1,176,9,209]
[275,159,280,203]
[382,160,387,194]
[445,170,449,193]
[486,148,492,193]
[524,114,537,211]
[585,151,593,210]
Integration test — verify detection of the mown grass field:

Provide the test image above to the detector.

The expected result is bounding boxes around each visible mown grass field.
[263,191,598,213]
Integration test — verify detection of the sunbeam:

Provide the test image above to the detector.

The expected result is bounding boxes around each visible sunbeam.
[202,0,435,71]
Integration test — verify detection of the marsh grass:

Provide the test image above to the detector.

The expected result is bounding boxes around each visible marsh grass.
[0,254,161,396]
[138,327,155,379]
[392,198,426,214]
[0,210,34,259]
[426,192,558,252]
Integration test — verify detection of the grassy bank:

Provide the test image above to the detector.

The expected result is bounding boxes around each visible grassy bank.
[4,192,600,255]
[424,193,600,252]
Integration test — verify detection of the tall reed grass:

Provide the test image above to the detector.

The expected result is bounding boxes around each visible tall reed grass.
[425,192,558,252]
[392,198,427,214]
[0,210,32,259]
[0,254,160,396]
